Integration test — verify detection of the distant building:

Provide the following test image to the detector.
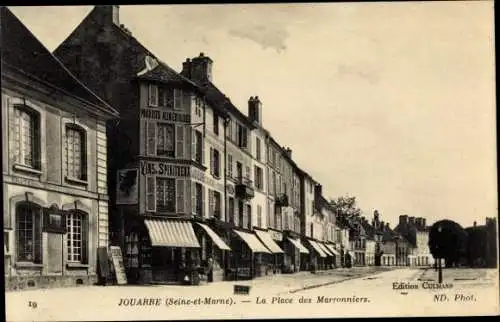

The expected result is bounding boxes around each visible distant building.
[395,215,434,266]
[2,7,119,290]
[465,217,498,268]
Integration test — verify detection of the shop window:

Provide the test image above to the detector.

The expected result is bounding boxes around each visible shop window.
[16,202,43,263]
[65,124,87,181]
[66,210,88,264]
[13,105,41,170]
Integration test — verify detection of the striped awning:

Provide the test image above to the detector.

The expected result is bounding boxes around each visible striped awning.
[287,238,310,254]
[196,222,231,251]
[325,243,340,256]
[234,230,271,253]
[307,239,327,258]
[255,230,284,254]
[144,219,200,248]
[318,242,334,257]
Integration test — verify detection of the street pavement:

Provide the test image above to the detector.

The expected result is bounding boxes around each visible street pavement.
[6,267,498,321]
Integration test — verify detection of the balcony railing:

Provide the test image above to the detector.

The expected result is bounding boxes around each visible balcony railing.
[275,193,289,207]
[235,176,254,200]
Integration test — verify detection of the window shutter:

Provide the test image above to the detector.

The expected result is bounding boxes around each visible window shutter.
[81,214,89,264]
[34,207,43,264]
[209,147,214,175]
[149,84,158,107]
[176,179,184,213]
[191,183,197,215]
[208,190,214,218]
[191,129,196,161]
[175,125,184,158]
[146,121,156,156]
[201,137,205,165]
[184,180,191,215]
[146,176,156,212]
[201,186,206,217]
[174,89,182,110]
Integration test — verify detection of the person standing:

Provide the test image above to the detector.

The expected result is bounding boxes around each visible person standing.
[207,256,214,283]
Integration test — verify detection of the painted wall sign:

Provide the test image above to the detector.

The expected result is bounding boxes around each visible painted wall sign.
[116,169,138,205]
[191,167,224,192]
[140,161,190,177]
[140,108,190,123]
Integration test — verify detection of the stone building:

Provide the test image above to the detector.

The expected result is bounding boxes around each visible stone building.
[465,217,498,268]
[54,6,234,284]
[2,7,119,290]
[395,215,434,267]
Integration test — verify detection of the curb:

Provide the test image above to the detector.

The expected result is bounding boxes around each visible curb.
[285,269,394,294]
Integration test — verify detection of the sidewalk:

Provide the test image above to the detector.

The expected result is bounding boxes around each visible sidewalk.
[417,267,498,284]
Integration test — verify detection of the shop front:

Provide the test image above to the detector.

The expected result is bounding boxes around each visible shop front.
[123,217,201,285]
[193,221,231,282]
[306,239,327,271]
[317,242,335,269]
[254,229,284,275]
[230,229,271,280]
[267,228,284,274]
[325,243,341,268]
[287,237,310,272]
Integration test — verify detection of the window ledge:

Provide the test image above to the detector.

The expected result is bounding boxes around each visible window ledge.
[66,262,89,268]
[15,262,43,269]
[65,176,88,186]
[13,164,42,176]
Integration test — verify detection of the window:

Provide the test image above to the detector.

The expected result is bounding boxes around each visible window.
[256,137,261,161]
[13,106,40,169]
[254,166,263,190]
[192,130,203,163]
[257,205,262,228]
[245,165,251,180]
[227,154,233,178]
[228,197,235,225]
[157,123,175,157]
[65,125,87,181]
[210,148,220,178]
[146,176,155,212]
[213,115,219,136]
[238,201,244,228]
[238,125,248,148]
[209,190,221,219]
[156,178,176,212]
[192,183,203,217]
[246,204,252,229]
[148,84,158,107]
[226,118,232,140]
[66,210,88,263]
[173,89,183,110]
[236,162,243,180]
[16,202,42,263]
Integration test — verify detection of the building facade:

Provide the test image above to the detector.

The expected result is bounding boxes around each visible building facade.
[395,215,434,267]
[2,7,119,290]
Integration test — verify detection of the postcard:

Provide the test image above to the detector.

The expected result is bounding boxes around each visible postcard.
[3,2,498,321]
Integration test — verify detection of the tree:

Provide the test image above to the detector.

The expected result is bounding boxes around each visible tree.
[329,196,362,219]
[429,220,468,268]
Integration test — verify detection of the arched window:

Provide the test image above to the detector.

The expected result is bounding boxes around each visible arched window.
[13,105,41,169]
[65,124,87,181]
[16,202,43,263]
[66,210,88,264]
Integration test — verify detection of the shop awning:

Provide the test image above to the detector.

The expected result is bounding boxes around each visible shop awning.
[234,230,271,254]
[307,240,327,258]
[255,230,284,254]
[287,238,310,254]
[325,243,340,256]
[144,219,200,248]
[195,222,231,251]
[317,242,334,257]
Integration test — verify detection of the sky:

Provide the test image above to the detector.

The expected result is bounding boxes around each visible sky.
[8,2,497,229]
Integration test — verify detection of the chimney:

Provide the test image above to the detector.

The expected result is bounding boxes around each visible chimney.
[314,184,322,207]
[285,147,292,158]
[399,215,408,225]
[386,223,390,230]
[94,5,120,26]
[181,58,191,78]
[422,218,427,228]
[409,216,415,226]
[473,221,477,227]
[248,96,262,125]
[188,52,213,83]
[381,221,385,230]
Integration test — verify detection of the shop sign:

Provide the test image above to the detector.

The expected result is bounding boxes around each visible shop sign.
[140,161,190,177]
[140,108,190,123]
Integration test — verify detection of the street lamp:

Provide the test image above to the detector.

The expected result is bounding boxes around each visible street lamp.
[437,225,443,283]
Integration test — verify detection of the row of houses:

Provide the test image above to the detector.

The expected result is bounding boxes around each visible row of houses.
[2,6,435,290]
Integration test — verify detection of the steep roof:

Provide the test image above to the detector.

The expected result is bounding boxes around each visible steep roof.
[136,62,198,88]
[1,7,118,117]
